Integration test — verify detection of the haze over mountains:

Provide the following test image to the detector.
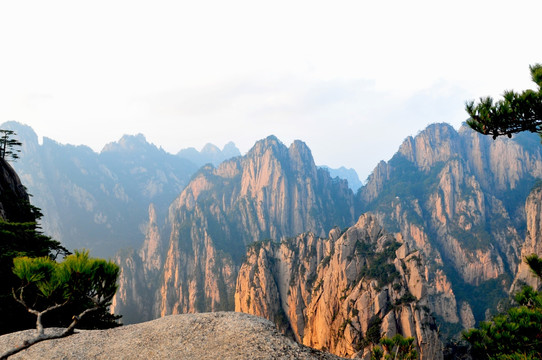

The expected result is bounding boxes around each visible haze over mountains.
[3,120,542,358]
[1,121,359,258]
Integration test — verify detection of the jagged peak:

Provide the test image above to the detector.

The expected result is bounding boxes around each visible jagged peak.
[422,122,456,135]
[288,140,317,176]
[288,139,312,157]
[101,133,157,153]
[353,213,383,232]
[246,135,287,158]
[397,122,461,170]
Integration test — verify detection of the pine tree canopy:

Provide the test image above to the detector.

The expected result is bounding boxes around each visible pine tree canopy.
[463,255,542,359]
[466,64,542,139]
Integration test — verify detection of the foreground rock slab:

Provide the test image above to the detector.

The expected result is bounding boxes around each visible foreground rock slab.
[0,312,344,359]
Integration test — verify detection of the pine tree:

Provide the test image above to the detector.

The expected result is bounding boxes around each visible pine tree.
[370,334,418,360]
[466,64,542,139]
[0,251,120,359]
[464,65,542,358]
[0,130,22,161]
[463,255,542,359]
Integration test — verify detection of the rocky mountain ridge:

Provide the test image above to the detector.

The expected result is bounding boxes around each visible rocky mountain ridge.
[113,135,356,323]
[0,122,204,257]
[235,214,442,359]
[114,123,542,355]
[6,120,542,358]
[360,123,542,332]
[1,121,360,258]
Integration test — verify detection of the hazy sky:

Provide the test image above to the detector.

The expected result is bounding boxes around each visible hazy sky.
[1,1,541,180]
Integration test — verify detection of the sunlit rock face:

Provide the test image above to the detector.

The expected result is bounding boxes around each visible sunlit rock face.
[512,185,542,291]
[113,135,356,322]
[112,122,542,358]
[235,214,443,360]
[360,123,542,331]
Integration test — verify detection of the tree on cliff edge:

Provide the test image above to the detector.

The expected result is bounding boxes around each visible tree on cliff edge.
[0,130,21,161]
[465,64,542,358]
[466,64,542,139]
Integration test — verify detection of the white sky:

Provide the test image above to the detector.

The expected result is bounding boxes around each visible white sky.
[1,0,541,181]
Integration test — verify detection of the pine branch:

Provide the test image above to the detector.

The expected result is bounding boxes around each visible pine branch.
[1,294,103,359]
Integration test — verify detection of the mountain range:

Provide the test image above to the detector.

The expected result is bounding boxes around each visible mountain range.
[1,121,358,257]
[3,120,542,359]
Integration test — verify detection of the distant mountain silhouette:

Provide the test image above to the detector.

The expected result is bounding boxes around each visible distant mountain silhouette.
[177,142,241,167]
[0,121,202,257]
[319,165,362,191]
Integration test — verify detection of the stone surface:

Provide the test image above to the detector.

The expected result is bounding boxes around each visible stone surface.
[512,185,542,291]
[0,312,344,360]
[235,214,443,359]
[0,157,30,222]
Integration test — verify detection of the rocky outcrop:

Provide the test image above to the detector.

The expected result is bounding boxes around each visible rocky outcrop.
[360,123,542,332]
[0,157,32,222]
[512,185,542,291]
[113,136,356,322]
[0,312,344,360]
[235,214,442,359]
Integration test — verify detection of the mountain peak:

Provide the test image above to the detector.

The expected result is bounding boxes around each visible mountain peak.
[201,143,220,154]
[398,122,460,170]
[247,135,287,158]
[288,140,316,175]
[101,134,155,153]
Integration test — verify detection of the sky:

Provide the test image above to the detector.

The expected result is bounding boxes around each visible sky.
[1,1,541,181]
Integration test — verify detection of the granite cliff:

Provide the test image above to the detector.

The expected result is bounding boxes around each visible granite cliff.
[235,214,442,359]
[116,124,542,351]
[113,136,356,323]
[360,123,542,335]
[8,120,542,357]
[512,184,542,291]
[0,157,32,222]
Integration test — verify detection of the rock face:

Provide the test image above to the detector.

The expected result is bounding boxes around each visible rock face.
[235,214,442,359]
[0,312,344,360]
[360,123,542,334]
[512,184,542,290]
[1,121,199,257]
[113,136,356,323]
[0,157,32,222]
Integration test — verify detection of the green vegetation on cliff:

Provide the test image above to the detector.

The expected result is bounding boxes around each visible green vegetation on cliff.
[464,255,542,359]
